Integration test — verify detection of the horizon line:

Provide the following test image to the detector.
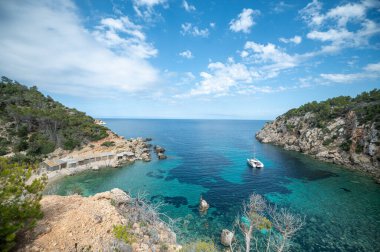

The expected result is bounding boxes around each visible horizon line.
[97,117,273,121]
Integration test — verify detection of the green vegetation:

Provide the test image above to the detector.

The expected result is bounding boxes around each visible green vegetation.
[284,89,380,128]
[355,143,364,154]
[0,76,108,160]
[0,158,47,251]
[112,224,136,244]
[180,240,218,252]
[340,140,352,152]
[322,138,334,146]
[101,141,115,147]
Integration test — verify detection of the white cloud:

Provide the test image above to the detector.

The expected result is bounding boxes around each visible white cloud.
[93,16,157,59]
[229,8,259,33]
[179,50,193,59]
[132,0,167,21]
[364,62,380,72]
[0,0,159,96]
[181,23,209,37]
[320,61,380,83]
[299,0,324,27]
[182,0,195,12]
[243,41,298,78]
[210,22,216,28]
[279,35,302,44]
[133,0,166,7]
[189,59,253,96]
[273,1,293,13]
[184,41,302,97]
[300,0,380,53]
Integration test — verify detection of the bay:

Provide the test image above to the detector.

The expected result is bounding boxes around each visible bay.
[46,119,380,251]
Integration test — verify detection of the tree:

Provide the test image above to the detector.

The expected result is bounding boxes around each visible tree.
[233,193,304,252]
[0,158,47,251]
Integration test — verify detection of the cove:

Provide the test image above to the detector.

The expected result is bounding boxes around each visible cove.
[45,119,380,251]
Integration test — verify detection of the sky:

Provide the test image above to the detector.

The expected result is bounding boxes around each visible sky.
[0,0,379,120]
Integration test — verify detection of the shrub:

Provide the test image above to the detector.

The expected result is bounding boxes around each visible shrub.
[14,139,28,152]
[101,141,115,147]
[340,140,352,152]
[160,243,169,252]
[180,240,218,252]
[63,138,80,150]
[0,147,8,156]
[355,143,364,154]
[0,158,47,251]
[112,225,135,244]
[27,133,55,156]
[323,138,334,146]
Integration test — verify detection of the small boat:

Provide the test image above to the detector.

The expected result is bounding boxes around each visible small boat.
[247,141,264,168]
[247,158,264,168]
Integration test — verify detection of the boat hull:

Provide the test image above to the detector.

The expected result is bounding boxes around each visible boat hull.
[247,158,264,168]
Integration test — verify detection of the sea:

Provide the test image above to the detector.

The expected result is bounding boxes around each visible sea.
[45,119,380,251]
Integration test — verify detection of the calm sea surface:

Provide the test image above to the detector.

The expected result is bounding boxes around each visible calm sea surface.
[46,119,380,251]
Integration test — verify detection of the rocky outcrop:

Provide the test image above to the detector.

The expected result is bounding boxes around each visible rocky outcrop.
[199,196,209,212]
[19,188,181,252]
[154,145,167,160]
[256,111,380,182]
[34,132,154,184]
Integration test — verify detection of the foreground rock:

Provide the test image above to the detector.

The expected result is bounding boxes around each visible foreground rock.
[221,229,234,247]
[19,189,181,252]
[256,93,380,182]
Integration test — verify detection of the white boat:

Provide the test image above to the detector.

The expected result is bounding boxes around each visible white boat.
[247,142,264,168]
[247,158,264,168]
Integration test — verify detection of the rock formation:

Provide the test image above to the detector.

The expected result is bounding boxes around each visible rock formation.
[154,145,167,160]
[199,196,209,212]
[256,91,380,182]
[221,229,234,247]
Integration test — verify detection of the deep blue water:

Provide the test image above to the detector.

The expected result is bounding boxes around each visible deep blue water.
[46,119,380,251]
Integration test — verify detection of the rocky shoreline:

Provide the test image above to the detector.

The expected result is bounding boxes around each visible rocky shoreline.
[18,188,181,251]
[256,111,380,183]
[32,131,158,185]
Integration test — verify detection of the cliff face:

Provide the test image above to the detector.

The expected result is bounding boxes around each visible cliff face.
[256,90,380,182]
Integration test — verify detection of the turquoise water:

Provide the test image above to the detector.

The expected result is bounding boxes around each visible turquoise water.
[46,119,380,251]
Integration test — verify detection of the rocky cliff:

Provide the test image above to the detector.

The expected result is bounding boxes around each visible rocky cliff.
[256,89,380,182]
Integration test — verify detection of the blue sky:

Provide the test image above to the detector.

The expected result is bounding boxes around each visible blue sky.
[0,0,379,119]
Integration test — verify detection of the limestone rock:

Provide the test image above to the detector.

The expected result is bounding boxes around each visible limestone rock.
[199,196,209,212]
[158,153,167,160]
[154,145,165,153]
[256,110,380,181]
[221,229,234,247]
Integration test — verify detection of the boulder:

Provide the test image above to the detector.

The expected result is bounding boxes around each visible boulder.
[199,196,209,212]
[154,145,165,153]
[92,188,131,206]
[221,229,234,247]
[158,153,167,160]
[94,215,103,224]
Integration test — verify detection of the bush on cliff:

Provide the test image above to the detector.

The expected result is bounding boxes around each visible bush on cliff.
[284,89,380,126]
[0,76,109,159]
[0,158,47,251]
